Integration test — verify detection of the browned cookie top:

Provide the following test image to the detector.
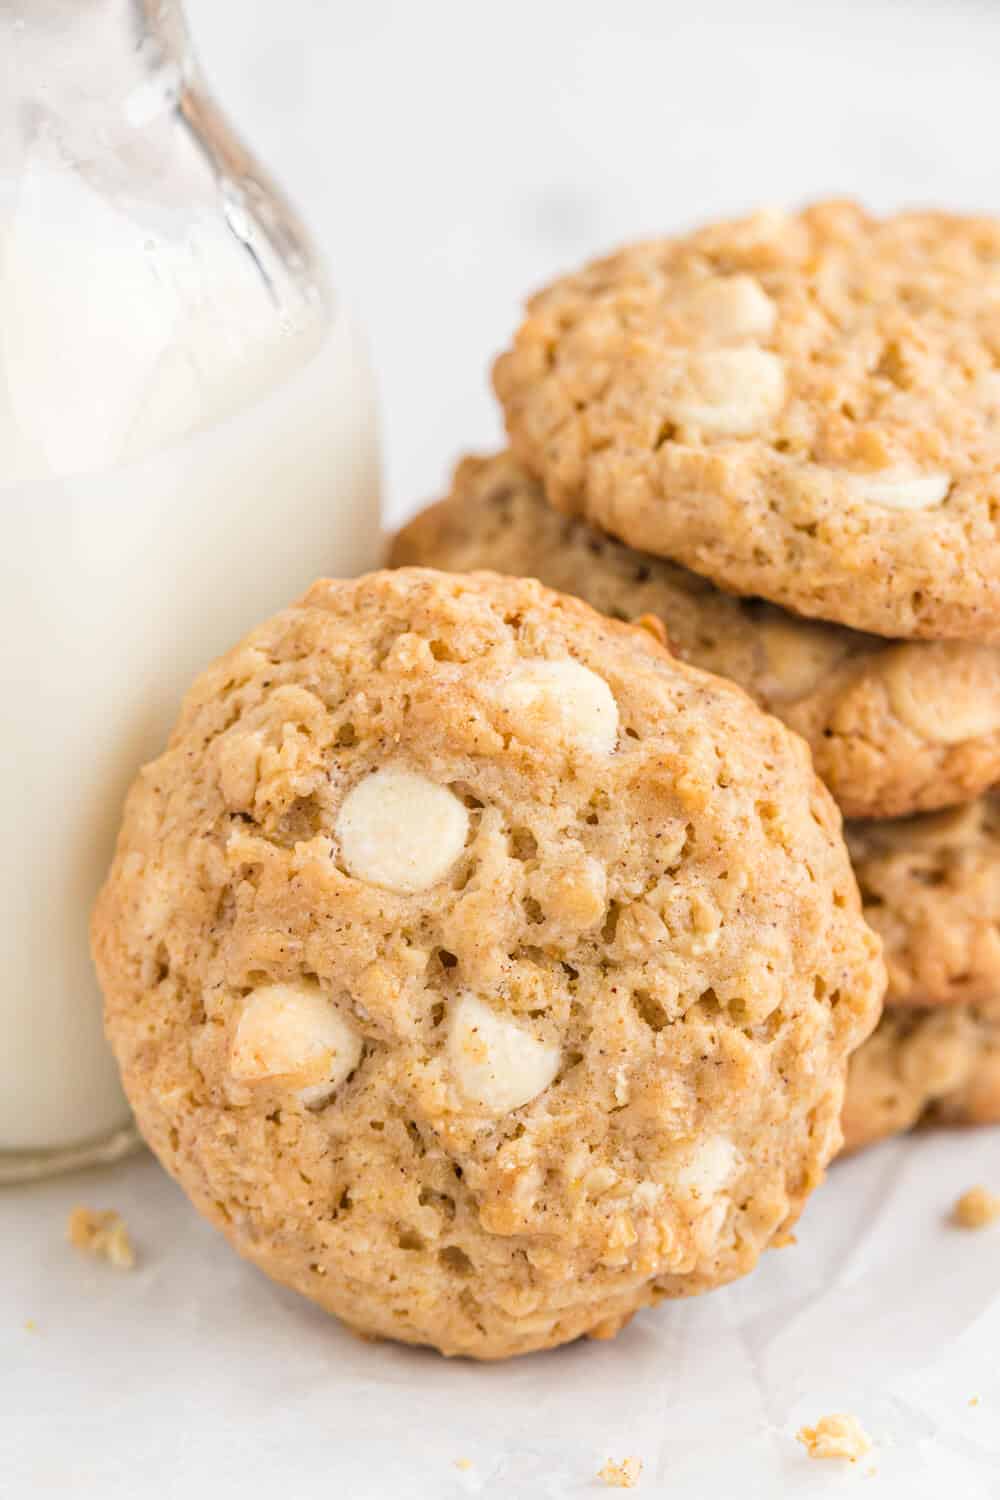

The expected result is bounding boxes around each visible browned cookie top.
[494,201,1000,640]
[93,568,881,1359]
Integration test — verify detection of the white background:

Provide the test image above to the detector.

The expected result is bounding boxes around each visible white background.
[5,3,1000,1497]
[195,0,1000,528]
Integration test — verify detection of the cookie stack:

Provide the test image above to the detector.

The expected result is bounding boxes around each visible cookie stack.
[92,200,995,1361]
[394,200,1000,1156]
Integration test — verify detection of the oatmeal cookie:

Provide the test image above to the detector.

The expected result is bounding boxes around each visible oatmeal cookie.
[848,796,1000,1006]
[93,568,882,1359]
[842,1000,1000,1151]
[494,201,1000,640]
[391,453,1000,818]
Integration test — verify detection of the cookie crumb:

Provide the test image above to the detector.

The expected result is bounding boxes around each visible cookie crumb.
[67,1207,136,1269]
[970,1395,981,1407]
[24,1319,37,1332]
[797,1413,872,1462]
[454,1458,472,1471]
[597,1455,642,1488]
[952,1186,1000,1229]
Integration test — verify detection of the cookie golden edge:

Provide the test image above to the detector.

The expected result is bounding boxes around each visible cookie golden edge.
[92,567,884,1359]
[848,796,1000,1008]
[842,1000,1000,1153]
[390,453,1000,820]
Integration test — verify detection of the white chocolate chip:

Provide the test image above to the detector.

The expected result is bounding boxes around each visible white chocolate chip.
[448,994,560,1114]
[674,1136,738,1198]
[494,659,619,756]
[844,470,951,511]
[336,767,469,894]
[667,348,785,437]
[883,642,1000,745]
[757,616,852,704]
[230,981,362,1106]
[681,275,777,342]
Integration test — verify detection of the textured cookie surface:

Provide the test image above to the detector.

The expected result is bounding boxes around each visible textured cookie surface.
[93,568,882,1360]
[842,1000,1000,1152]
[494,201,1000,640]
[391,453,1000,818]
[848,796,1000,1007]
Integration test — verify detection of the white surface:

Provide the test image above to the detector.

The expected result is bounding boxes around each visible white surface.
[5,1131,1000,1497]
[193,0,1000,529]
[5,1,1000,1495]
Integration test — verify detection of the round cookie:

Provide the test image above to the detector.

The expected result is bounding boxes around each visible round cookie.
[92,568,882,1360]
[848,795,1000,1008]
[494,200,1000,641]
[842,1001,1000,1153]
[391,453,1000,819]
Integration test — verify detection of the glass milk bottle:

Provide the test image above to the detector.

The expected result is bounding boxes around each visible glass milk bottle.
[0,0,381,1181]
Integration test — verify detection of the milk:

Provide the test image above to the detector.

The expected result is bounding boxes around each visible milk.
[0,0,382,1169]
[0,314,381,1155]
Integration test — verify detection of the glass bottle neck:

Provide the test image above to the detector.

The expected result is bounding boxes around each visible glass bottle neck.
[1,2,194,165]
[3,0,188,45]
[3,1,190,85]
[0,0,331,483]
[1,0,320,299]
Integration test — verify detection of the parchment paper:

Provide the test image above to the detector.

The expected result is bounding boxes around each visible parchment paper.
[4,1124,999,1498]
